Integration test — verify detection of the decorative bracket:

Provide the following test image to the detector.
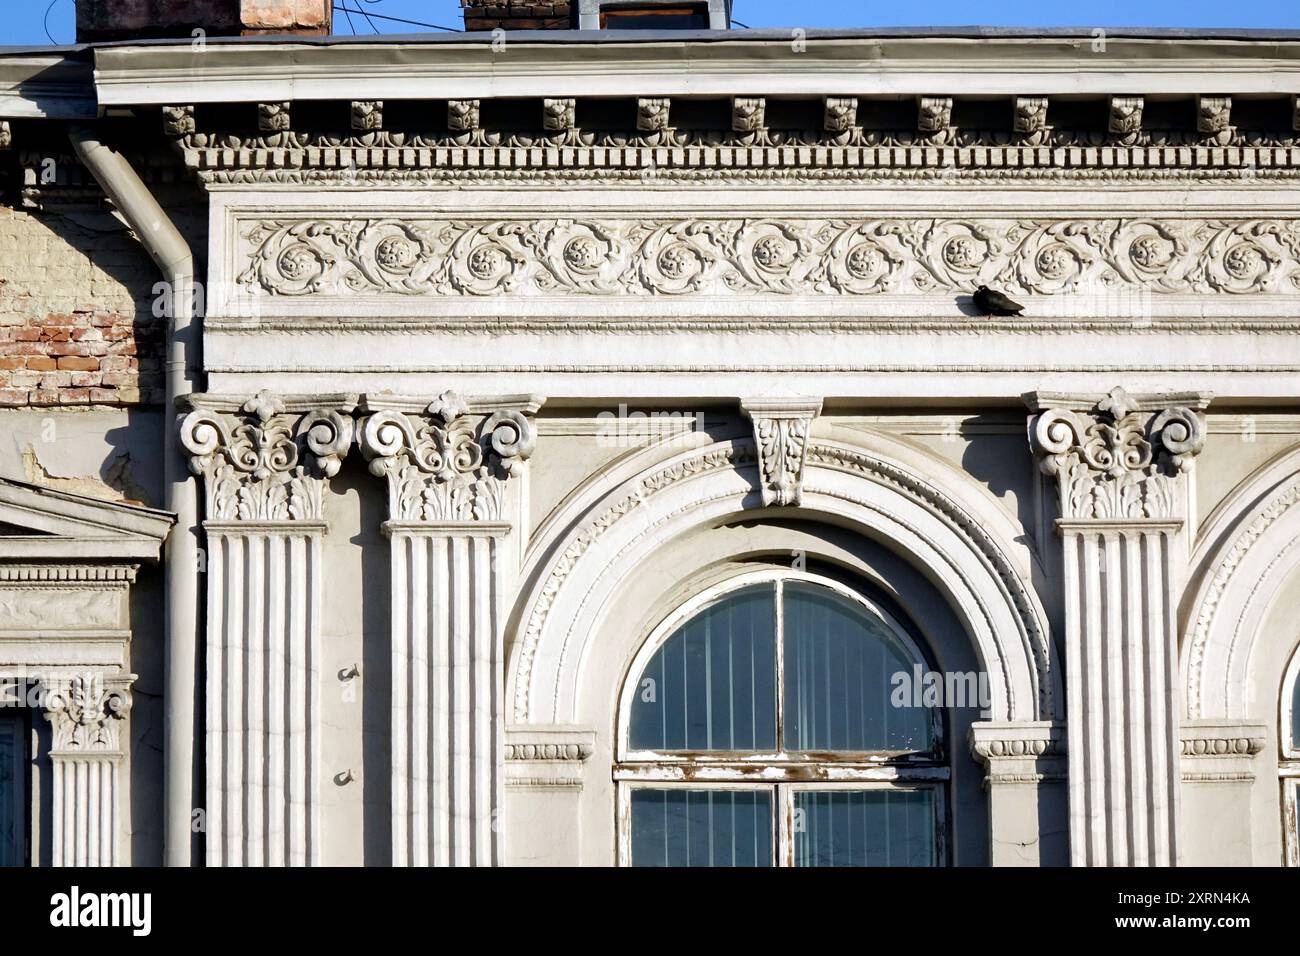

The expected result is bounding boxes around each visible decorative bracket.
[352,100,383,131]
[161,105,195,138]
[741,398,822,507]
[543,98,576,133]
[448,99,481,132]
[1013,96,1051,141]
[1108,95,1144,142]
[917,96,953,139]
[731,96,766,134]
[823,96,858,133]
[637,97,671,132]
[258,101,291,133]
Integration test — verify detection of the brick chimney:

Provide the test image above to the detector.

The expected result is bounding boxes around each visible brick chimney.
[460,2,573,31]
[76,0,332,42]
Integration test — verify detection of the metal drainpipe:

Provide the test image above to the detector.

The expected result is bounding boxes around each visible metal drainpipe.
[69,125,199,867]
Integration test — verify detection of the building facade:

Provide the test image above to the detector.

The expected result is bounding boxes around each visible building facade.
[2,8,1300,866]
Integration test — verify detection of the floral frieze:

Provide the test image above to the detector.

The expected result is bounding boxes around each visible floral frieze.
[236,216,1300,298]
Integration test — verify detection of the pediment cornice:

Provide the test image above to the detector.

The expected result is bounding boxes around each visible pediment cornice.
[0,477,174,562]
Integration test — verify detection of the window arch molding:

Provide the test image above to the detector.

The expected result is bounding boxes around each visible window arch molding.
[508,435,1059,727]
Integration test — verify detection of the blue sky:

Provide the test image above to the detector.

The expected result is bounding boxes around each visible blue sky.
[7,0,1298,46]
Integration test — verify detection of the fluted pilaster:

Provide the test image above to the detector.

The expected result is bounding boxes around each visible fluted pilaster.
[1030,386,1207,866]
[360,390,538,867]
[181,390,353,866]
[44,673,132,867]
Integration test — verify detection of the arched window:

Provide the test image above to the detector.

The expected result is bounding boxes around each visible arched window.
[617,571,946,867]
[1281,644,1300,865]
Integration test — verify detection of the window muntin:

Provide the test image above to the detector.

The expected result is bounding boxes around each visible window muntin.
[628,584,777,752]
[783,581,932,752]
[618,571,948,866]
[622,574,940,762]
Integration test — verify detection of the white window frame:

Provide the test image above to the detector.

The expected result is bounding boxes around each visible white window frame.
[615,569,950,866]
[1280,644,1300,866]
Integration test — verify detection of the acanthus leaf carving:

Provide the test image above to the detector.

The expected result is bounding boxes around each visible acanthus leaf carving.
[44,673,132,753]
[359,391,537,522]
[1030,387,1206,521]
[179,389,353,522]
[236,215,1300,300]
[742,399,822,507]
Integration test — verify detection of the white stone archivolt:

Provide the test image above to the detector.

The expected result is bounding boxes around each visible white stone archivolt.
[508,430,1059,728]
[1183,444,1300,720]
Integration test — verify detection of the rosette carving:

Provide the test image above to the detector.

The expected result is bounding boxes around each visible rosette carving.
[179,390,353,522]
[235,215,1300,299]
[44,673,132,753]
[359,392,537,522]
[1031,387,1205,521]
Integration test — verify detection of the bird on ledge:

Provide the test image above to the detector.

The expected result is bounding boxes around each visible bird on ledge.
[973,285,1025,317]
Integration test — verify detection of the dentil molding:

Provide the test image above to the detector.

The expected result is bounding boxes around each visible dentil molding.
[234,216,1300,300]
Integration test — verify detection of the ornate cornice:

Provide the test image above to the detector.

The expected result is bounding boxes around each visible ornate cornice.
[44,673,133,755]
[198,166,1300,187]
[179,389,354,522]
[234,216,1300,300]
[358,390,537,523]
[1030,387,1208,521]
[741,399,822,507]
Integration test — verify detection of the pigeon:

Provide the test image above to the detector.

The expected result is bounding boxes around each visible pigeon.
[973,285,1025,317]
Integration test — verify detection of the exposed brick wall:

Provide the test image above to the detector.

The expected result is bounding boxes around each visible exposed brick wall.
[461,2,572,31]
[76,0,331,40]
[0,207,163,407]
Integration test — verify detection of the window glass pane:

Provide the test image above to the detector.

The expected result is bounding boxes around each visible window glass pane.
[629,584,777,751]
[631,789,772,867]
[0,719,19,867]
[783,582,932,752]
[794,789,936,867]
[1292,673,1300,750]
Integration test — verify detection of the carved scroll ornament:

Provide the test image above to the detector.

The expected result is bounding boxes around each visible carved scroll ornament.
[1031,387,1205,521]
[179,390,353,522]
[359,391,536,522]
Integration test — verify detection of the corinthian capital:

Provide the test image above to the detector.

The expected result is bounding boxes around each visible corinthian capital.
[179,390,354,522]
[358,391,540,522]
[44,673,133,754]
[1028,387,1209,521]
